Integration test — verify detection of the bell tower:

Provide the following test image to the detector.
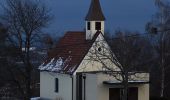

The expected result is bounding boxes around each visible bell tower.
[85,0,105,40]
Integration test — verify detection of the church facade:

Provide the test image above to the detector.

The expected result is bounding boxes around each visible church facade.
[39,0,149,100]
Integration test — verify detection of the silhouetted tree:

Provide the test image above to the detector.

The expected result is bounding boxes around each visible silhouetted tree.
[0,0,51,99]
[146,0,170,98]
[87,30,151,100]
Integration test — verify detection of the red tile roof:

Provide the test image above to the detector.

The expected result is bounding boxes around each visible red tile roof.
[40,31,100,74]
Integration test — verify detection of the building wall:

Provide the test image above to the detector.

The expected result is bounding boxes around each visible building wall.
[84,73,149,100]
[97,73,110,100]
[84,73,115,100]
[40,72,72,100]
[40,71,149,100]
[85,74,98,100]
[84,73,117,100]
[138,84,149,100]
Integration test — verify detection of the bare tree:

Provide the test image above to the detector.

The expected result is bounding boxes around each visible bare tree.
[0,0,51,99]
[146,0,170,98]
[86,31,150,100]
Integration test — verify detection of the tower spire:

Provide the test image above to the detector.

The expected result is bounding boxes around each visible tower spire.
[85,0,105,21]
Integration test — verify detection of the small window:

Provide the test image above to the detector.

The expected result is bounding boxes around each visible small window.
[55,78,59,92]
[87,22,91,30]
[95,22,101,30]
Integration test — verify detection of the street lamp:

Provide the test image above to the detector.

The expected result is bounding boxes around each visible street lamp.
[150,27,170,34]
[150,26,170,97]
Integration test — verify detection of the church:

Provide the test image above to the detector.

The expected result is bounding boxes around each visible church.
[39,0,149,100]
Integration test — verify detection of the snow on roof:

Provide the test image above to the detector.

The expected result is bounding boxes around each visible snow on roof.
[39,56,76,74]
[39,57,62,71]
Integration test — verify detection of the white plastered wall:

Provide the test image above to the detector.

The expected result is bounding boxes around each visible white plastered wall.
[75,34,120,74]
[138,84,149,100]
[85,74,98,100]
[84,73,149,100]
[40,72,72,100]
[84,73,117,100]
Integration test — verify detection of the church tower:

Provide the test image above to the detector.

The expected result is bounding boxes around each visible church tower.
[85,0,105,40]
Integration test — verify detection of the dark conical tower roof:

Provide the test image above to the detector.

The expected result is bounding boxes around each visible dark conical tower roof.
[85,0,105,21]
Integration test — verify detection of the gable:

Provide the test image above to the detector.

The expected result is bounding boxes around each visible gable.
[74,33,120,74]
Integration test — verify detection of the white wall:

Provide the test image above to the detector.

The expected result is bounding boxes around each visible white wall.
[84,73,149,100]
[138,84,149,100]
[84,73,113,100]
[75,34,120,74]
[97,73,109,100]
[40,72,149,100]
[85,74,98,100]
[40,72,72,100]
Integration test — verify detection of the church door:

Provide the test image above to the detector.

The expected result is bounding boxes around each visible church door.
[109,87,138,100]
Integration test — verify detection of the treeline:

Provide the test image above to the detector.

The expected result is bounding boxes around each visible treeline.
[0,0,52,99]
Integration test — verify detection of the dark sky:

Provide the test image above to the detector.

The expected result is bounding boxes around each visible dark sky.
[0,0,157,36]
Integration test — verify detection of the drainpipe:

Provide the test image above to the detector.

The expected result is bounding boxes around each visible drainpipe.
[83,74,86,100]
